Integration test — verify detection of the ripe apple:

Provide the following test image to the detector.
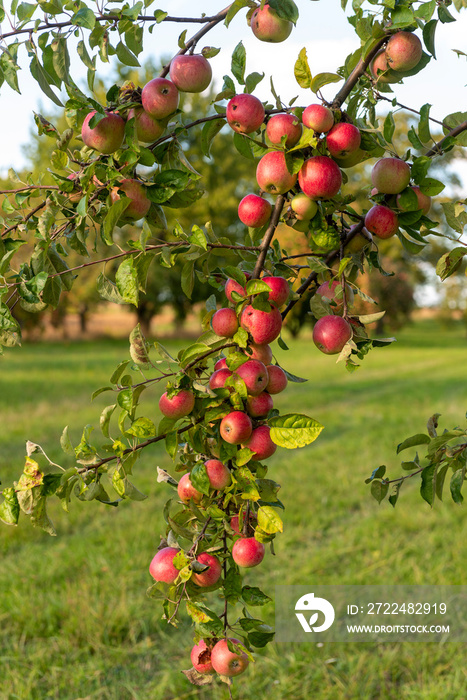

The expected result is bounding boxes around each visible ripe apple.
[214,357,228,371]
[169,54,212,93]
[316,279,343,308]
[250,3,293,43]
[334,148,367,169]
[246,392,274,418]
[256,151,297,195]
[247,342,273,364]
[385,31,422,72]
[211,638,250,677]
[396,185,431,215]
[178,472,203,504]
[243,425,277,460]
[371,158,411,195]
[205,459,231,490]
[240,304,283,344]
[81,111,125,154]
[220,411,253,444]
[149,546,180,584]
[326,122,361,159]
[232,537,265,568]
[298,156,342,200]
[313,315,352,355]
[141,77,179,119]
[110,178,151,220]
[290,193,318,221]
[364,204,399,239]
[266,113,302,148]
[302,104,334,133]
[127,107,164,143]
[209,368,233,390]
[191,639,214,674]
[262,276,290,307]
[211,308,239,337]
[369,49,402,84]
[192,552,222,587]
[238,194,272,228]
[226,94,265,134]
[235,359,269,396]
[266,365,288,394]
[159,389,195,419]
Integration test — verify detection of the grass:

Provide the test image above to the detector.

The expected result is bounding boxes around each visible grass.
[1,320,467,700]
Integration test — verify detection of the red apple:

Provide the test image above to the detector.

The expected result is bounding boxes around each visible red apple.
[248,342,273,364]
[211,638,250,677]
[141,77,179,119]
[369,49,402,84]
[211,308,239,337]
[110,178,151,220]
[256,151,297,195]
[326,122,361,159]
[302,104,334,133]
[250,3,293,43]
[397,185,431,215]
[81,111,125,154]
[298,156,342,200]
[385,31,422,71]
[238,194,272,228]
[159,389,195,419]
[313,315,352,355]
[178,472,203,504]
[240,304,283,344]
[266,365,288,394]
[191,639,214,675]
[266,113,302,148]
[262,276,290,307]
[290,193,318,221]
[235,359,269,396]
[246,392,274,418]
[127,107,164,143]
[220,411,253,444]
[205,459,231,490]
[226,94,265,134]
[209,368,233,390]
[365,204,399,239]
[243,425,277,460]
[316,279,343,307]
[225,277,248,302]
[232,537,265,568]
[149,546,180,584]
[169,54,212,93]
[192,552,222,587]
[214,357,228,371]
[371,158,411,195]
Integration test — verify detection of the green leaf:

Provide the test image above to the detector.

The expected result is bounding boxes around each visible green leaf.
[224,566,243,603]
[100,404,116,438]
[71,7,96,29]
[102,198,131,244]
[231,41,246,84]
[450,468,465,504]
[201,118,226,158]
[436,247,466,281]
[418,177,445,196]
[116,41,140,67]
[115,258,139,306]
[60,426,74,456]
[242,586,272,606]
[294,47,312,89]
[438,4,456,22]
[371,480,389,504]
[269,413,324,449]
[311,73,342,94]
[126,417,156,438]
[181,260,195,299]
[245,71,264,94]
[420,463,437,507]
[268,0,299,23]
[224,0,250,27]
[29,57,63,107]
[423,19,437,59]
[257,505,283,534]
[383,112,395,144]
[390,6,415,27]
[190,463,211,496]
[418,103,432,144]
[0,487,20,525]
[396,433,431,454]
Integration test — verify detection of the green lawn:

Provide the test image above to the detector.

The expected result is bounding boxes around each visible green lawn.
[1,320,466,700]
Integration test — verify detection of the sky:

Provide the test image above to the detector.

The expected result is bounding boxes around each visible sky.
[0,0,466,175]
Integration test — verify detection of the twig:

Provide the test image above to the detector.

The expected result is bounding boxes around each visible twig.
[251,195,285,279]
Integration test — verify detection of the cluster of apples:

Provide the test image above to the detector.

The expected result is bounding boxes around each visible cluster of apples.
[370,30,423,84]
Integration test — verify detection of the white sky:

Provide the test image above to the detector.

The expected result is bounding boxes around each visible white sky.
[0,0,466,174]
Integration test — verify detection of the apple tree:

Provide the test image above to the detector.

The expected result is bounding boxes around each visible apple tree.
[1,0,467,689]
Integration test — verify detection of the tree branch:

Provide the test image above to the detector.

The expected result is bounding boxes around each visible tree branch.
[252,195,285,279]
[332,37,387,109]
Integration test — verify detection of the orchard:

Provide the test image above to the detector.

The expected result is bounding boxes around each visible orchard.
[1,0,467,696]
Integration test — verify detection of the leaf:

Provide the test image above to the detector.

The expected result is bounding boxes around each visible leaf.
[423,19,437,59]
[115,258,139,306]
[257,505,283,534]
[420,463,437,507]
[242,586,272,606]
[245,71,264,94]
[102,198,131,244]
[268,0,299,23]
[418,103,432,144]
[371,480,388,504]
[126,417,156,438]
[383,111,395,144]
[116,41,140,67]
[29,57,63,107]
[397,433,431,454]
[269,414,323,449]
[294,47,312,89]
[71,7,96,29]
[190,463,211,496]
[450,468,465,504]
[311,73,342,94]
[201,118,226,158]
[60,426,75,456]
[0,487,20,525]
[418,177,445,196]
[231,41,246,84]
[436,247,466,281]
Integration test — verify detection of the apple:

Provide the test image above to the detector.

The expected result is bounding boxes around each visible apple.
[385,31,422,72]
[210,638,250,677]
[298,156,342,200]
[266,113,302,148]
[141,77,179,119]
[81,111,125,154]
[209,368,233,390]
[369,49,402,84]
[364,204,399,239]
[191,640,214,675]
[240,304,283,344]
[371,158,411,195]
[232,537,265,568]
[334,148,367,169]
[226,94,265,134]
[290,193,318,221]
[302,104,334,133]
[262,276,290,307]
[110,178,151,220]
[192,552,222,587]
[256,151,297,195]
[250,3,293,43]
[211,308,239,337]
[178,472,203,504]
[169,54,212,93]
[313,315,352,355]
[214,357,228,371]
[235,359,269,396]
[266,365,288,394]
[159,389,195,419]
[238,194,272,228]
[326,122,361,159]
[127,107,164,143]
[205,459,231,490]
[397,185,431,215]
[247,342,273,364]
[149,546,180,584]
[220,411,253,444]
[246,392,274,418]
[345,225,373,253]
[316,279,343,307]
[225,276,249,302]
[243,425,277,460]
